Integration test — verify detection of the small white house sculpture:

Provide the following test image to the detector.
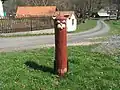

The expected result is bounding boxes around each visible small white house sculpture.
[0,0,4,17]
[54,11,77,32]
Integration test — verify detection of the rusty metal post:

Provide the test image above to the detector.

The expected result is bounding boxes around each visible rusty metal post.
[54,15,68,77]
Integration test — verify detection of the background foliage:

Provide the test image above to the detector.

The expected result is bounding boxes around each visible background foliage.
[2,0,120,17]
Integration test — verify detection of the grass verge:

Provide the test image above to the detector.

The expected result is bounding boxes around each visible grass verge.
[0,45,119,90]
[0,33,54,38]
[75,19,97,33]
[105,20,120,35]
[89,20,120,42]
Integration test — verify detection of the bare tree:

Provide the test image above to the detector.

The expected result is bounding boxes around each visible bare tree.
[3,0,114,18]
[3,0,25,15]
[24,0,41,5]
[108,0,112,20]
[41,0,48,6]
[51,0,71,11]
[116,0,120,20]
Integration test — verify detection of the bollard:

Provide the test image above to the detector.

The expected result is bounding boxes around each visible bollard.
[54,15,68,77]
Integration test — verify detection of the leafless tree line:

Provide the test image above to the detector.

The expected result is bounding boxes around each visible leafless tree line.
[2,0,120,19]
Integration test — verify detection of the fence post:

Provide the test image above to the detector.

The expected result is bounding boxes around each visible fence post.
[30,17,32,31]
[0,19,3,34]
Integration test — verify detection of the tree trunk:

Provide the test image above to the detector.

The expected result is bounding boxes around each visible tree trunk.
[116,0,120,20]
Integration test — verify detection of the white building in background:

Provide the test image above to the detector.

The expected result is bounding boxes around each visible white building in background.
[66,13,77,32]
[98,9,110,17]
[0,0,4,17]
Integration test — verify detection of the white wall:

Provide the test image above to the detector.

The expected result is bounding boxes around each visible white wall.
[0,0,4,17]
[66,14,77,32]
[98,12,110,17]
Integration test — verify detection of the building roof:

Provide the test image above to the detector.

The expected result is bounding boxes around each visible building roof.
[54,11,75,18]
[98,12,110,17]
[16,6,57,17]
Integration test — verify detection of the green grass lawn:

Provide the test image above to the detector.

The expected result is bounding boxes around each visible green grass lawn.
[106,20,120,35]
[75,19,97,33]
[0,33,54,38]
[0,46,120,90]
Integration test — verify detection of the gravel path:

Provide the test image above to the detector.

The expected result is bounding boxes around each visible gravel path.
[0,20,110,52]
[92,35,120,55]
